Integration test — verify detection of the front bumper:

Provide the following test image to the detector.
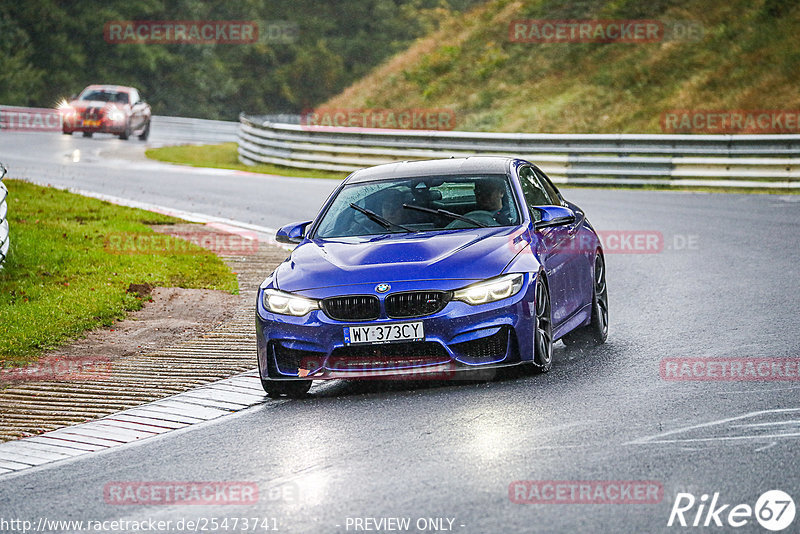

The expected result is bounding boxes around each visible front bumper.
[256,274,538,382]
[63,117,127,134]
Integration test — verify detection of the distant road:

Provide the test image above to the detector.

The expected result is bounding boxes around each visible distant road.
[0,116,338,229]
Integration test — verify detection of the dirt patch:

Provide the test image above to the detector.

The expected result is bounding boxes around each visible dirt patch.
[42,287,240,362]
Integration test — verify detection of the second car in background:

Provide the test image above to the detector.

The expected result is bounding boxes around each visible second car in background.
[60,85,150,140]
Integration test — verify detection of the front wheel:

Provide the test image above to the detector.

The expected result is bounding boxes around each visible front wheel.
[119,120,131,140]
[138,120,150,141]
[532,275,553,373]
[562,252,608,346]
[261,379,311,398]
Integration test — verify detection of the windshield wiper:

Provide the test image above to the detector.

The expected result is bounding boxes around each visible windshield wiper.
[349,203,418,233]
[402,203,487,228]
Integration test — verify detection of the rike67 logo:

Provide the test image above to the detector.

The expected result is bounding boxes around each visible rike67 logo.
[668,490,795,531]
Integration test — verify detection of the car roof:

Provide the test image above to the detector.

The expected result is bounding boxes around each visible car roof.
[82,85,135,93]
[345,157,520,184]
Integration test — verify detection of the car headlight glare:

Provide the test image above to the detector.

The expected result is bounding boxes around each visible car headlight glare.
[107,109,124,121]
[262,289,319,316]
[453,273,524,305]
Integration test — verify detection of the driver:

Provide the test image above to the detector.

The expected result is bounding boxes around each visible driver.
[380,188,406,224]
[473,178,508,224]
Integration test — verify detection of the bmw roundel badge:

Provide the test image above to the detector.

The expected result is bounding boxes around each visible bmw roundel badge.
[375,283,391,293]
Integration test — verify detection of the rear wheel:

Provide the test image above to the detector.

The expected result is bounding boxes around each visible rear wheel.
[562,253,608,346]
[532,275,553,373]
[261,379,311,398]
[82,132,92,138]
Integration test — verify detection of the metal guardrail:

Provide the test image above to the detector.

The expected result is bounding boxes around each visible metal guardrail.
[0,162,9,269]
[150,115,239,146]
[237,114,800,188]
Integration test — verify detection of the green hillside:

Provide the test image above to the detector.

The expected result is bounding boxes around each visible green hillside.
[322,0,800,133]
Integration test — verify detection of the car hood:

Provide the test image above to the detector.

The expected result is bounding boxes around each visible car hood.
[275,227,524,292]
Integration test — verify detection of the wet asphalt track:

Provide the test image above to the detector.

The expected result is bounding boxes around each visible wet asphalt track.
[1,124,799,533]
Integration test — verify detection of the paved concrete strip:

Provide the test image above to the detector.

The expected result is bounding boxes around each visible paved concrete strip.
[179,387,264,406]
[150,400,234,420]
[0,368,270,477]
[49,426,144,444]
[27,436,108,452]
[0,443,74,461]
[213,379,266,392]
[166,395,251,411]
[0,459,33,470]
[92,420,170,435]
[3,441,89,458]
[122,407,207,424]
[0,451,47,466]
[106,414,189,430]
[42,430,130,447]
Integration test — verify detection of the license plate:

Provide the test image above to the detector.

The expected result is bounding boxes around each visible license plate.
[83,120,100,127]
[344,322,424,345]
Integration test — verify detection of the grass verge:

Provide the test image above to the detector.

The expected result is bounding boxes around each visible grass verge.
[0,179,238,364]
[145,142,348,180]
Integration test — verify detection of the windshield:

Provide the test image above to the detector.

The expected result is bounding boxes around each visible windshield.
[79,90,129,104]
[313,174,521,238]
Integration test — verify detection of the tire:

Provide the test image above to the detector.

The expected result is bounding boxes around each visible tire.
[532,275,553,373]
[119,120,130,140]
[138,120,150,141]
[82,132,92,138]
[62,130,71,135]
[562,252,608,346]
[261,379,312,398]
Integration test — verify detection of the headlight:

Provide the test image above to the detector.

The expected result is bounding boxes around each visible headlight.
[262,289,319,316]
[107,108,124,121]
[57,101,75,117]
[453,273,524,305]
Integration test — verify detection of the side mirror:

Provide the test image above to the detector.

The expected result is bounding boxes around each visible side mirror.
[275,221,311,244]
[533,206,576,230]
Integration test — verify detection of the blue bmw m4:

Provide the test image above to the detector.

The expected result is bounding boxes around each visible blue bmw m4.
[256,157,607,397]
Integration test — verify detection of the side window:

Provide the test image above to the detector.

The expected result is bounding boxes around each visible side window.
[533,167,562,205]
[518,166,554,221]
